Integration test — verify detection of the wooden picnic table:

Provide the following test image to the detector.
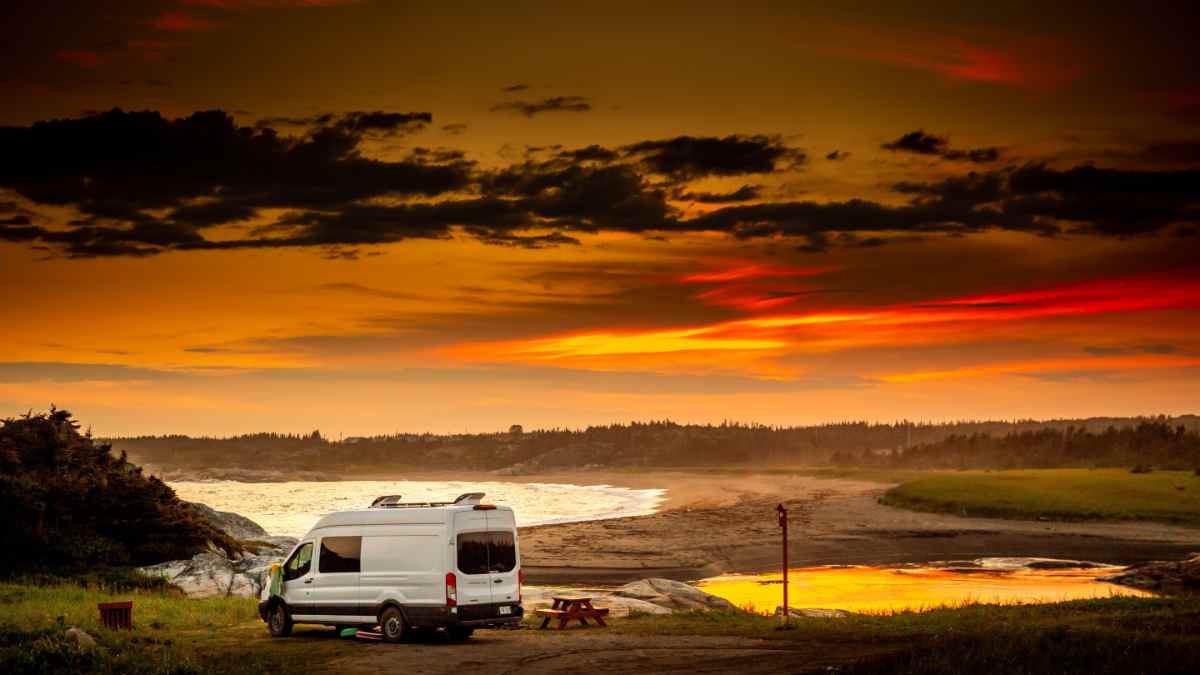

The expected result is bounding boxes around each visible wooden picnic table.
[535,596,610,629]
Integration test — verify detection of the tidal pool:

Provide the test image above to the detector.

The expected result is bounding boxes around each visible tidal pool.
[696,558,1151,614]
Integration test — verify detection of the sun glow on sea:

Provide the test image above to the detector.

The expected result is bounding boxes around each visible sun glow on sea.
[696,563,1152,615]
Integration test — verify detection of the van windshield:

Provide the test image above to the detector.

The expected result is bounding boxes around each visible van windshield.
[457,531,516,574]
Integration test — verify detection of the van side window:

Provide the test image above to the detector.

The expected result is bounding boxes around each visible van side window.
[319,536,362,574]
[284,542,313,581]
[456,532,516,574]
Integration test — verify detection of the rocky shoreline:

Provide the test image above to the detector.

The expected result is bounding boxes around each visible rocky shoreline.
[1100,554,1200,592]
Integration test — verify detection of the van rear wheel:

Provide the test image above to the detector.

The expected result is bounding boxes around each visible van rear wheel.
[380,607,406,643]
[268,603,292,637]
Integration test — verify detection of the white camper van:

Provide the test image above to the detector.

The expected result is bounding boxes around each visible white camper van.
[258,492,523,642]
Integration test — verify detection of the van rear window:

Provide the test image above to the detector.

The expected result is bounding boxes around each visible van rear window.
[457,532,516,575]
[319,536,362,574]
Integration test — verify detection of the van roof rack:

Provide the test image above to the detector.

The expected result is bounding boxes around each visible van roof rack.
[368,492,487,509]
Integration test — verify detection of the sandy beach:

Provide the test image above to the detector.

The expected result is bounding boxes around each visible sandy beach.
[479,470,1200,585]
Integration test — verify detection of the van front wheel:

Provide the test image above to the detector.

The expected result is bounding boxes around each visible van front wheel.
[268,603,292,637]
[380,607,406,643]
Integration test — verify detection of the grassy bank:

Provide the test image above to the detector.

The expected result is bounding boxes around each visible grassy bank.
[609,595,1200,674]
[880,468,1200,525]
[0,581,349,674]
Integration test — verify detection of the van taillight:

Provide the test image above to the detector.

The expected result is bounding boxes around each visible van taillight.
[517,569,524,602]
[445,572,457,607]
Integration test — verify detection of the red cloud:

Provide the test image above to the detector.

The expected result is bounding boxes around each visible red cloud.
[816,22,1083,89]
[149,11,222,31]
[55,49,105,68]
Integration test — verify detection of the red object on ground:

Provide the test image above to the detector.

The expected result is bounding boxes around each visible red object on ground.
[98,601,133,629]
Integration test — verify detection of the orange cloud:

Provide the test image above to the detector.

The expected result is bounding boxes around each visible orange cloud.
[445,269,1200,374]
[880,354,1200,384]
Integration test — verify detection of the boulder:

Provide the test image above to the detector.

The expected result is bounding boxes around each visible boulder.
[1100,554,1200,592]
[612,578,738,611]
[775,606,852,619]
[187,502,270,540]
[140,551,278,599]
[65,627,96,648]
[522,586,671,616]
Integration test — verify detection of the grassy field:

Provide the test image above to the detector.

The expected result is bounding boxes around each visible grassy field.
[606,595,1200,674]
[4,578,1200,674]
[0,581,353,674]
[880,468,1200,525]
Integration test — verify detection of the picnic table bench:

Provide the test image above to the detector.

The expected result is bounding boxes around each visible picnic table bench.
[535,596,610,629]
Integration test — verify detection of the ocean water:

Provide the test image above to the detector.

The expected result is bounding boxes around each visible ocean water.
[696,559,1151,614]
[169,479,666,538]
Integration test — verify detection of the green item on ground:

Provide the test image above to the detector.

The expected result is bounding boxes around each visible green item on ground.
[339,627,358,638]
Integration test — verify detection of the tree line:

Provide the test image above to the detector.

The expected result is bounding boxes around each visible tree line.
[107,415,1200,474]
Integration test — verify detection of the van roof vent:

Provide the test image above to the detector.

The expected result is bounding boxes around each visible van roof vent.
[453,492,486,505]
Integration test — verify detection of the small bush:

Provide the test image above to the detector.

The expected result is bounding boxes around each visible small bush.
[1130,464,1153,474]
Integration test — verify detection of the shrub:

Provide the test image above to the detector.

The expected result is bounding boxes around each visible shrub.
[0,409,241,575]
[1130,464,1153,474]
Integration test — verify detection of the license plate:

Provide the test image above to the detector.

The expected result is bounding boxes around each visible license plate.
[499,606,512,615]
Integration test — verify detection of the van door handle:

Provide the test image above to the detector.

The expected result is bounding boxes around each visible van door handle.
[304,578,313,584]
[493,578,503,583]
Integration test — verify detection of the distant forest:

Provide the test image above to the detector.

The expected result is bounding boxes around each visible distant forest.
[107,415,1200,475]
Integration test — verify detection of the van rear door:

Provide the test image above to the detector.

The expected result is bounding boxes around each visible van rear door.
[486,509,519,605]
[453,510,493,606]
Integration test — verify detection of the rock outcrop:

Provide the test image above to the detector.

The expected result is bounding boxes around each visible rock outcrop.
[775,606,852,619]
[141,551,279,598]
[612,577,739,611]
[1100,554,1200,592]
[65,627,96,648]
[140,504,295,598]
[186,502,271,541]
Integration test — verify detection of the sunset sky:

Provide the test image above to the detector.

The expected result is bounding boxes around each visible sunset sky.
[2,1,1198,436]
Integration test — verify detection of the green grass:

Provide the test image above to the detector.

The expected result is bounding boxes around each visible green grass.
[0,581,351,675]
[881,468,1200,525]
[609,596,1200,674]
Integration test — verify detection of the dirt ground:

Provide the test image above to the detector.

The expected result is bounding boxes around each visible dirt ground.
[318,627,893,675]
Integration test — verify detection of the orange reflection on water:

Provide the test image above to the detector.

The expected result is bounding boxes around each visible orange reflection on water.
[696,564,1151,615]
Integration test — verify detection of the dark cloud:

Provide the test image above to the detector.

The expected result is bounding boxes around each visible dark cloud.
[883,130,947,155]
[882,130,1002,164]
[622,135,806,180]
[1,108,1195,257]
[826,150,850,161]
[556,145,620,162]
[0,108,470,256]
[441,122,468,135]
[502,83,531,92]
[672,185,761,203]
[256,110,430,135]
[489,96,592,117]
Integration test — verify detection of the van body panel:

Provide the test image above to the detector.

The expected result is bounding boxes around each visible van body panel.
[360,532,444,607]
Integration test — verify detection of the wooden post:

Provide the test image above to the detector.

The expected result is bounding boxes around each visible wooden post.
[776,503,789,628]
